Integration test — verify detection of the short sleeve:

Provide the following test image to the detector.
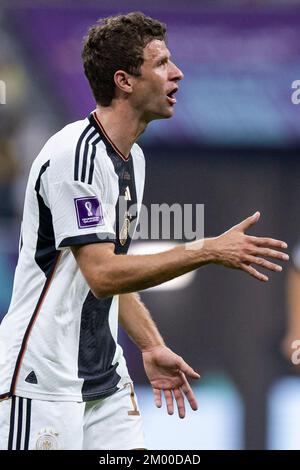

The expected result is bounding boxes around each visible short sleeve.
[48,177,116,250]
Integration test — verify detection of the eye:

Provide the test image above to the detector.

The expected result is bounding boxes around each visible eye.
[158,59,168,67]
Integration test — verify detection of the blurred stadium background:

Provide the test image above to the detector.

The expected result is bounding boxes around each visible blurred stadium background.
[1,0,300,449]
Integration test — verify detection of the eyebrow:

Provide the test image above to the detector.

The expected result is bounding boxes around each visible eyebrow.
[155,54,171,63]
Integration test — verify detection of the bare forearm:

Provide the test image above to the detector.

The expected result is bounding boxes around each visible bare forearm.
[73,212,288,299]
[97,239,214,297]
[119,292,165,351]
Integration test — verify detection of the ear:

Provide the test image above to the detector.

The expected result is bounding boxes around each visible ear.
[114,70,133,96]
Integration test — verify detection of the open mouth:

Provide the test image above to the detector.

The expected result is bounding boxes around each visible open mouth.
[166,87,178,104]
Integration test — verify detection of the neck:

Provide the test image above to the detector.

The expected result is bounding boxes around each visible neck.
[95,101,148,158]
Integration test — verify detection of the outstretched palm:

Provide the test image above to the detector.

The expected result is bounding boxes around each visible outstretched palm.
[142,345,200,418]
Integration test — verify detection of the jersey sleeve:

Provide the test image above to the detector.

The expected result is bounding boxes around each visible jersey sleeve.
[46,145,116,250]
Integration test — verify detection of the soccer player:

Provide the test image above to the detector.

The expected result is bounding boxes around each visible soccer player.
[0,12,289,450]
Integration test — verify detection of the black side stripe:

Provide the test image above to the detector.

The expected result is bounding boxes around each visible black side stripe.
[80,129,98,182]
[34,160,58,277]
[24,399,31,450]
[16,397,23,450]
[8,396,16,450]
[74,124,93,182]
[19,224,23,254]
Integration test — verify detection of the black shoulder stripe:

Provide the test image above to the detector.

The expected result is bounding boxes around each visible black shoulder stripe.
[88,135,102,184]
[80,129,98,183]
[74,124,93,182]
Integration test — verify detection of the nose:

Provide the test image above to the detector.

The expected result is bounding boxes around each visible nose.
[170,61,184,82]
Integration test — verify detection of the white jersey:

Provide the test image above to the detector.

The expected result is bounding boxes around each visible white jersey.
[0,111,145,402]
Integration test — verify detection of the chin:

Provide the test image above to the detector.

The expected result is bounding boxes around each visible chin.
[145,106,175,122]
[166,104,176,117]
[157,107,175,120]
[166,109,174,118]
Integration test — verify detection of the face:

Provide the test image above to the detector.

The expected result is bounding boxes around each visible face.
[130,39,184,122]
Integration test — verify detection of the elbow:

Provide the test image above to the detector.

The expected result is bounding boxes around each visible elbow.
[90,272,117,299]
[92,287,113,299]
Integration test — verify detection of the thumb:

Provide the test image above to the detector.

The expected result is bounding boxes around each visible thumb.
[177,357,201,379]
[232,211,260,233]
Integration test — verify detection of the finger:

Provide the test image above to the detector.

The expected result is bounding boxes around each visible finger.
[180,373,198,411]
[253,247,289,261]
[245,255,283,273]
[163,389,174,415]
[173,388,186,419]
[250,237,288,251]
[153,388,162,408]
[177,357,201,379]
[241,263,268,282]
[232,212,260,232]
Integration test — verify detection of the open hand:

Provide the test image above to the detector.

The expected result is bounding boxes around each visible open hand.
[142,345,200,418]
[212,211,289,282]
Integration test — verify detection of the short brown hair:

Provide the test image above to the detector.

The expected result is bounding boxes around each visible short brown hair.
[82,12,166,106]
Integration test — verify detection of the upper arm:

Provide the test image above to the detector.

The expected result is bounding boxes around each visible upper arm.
[49,176,116,251]
[71,242,116,298]
[45,135,116,251]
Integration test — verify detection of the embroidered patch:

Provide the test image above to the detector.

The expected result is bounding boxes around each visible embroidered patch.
[36,429,59,450]
[74,196,104,229]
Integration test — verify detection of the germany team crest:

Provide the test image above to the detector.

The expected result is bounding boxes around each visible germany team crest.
[36,429,59,450]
